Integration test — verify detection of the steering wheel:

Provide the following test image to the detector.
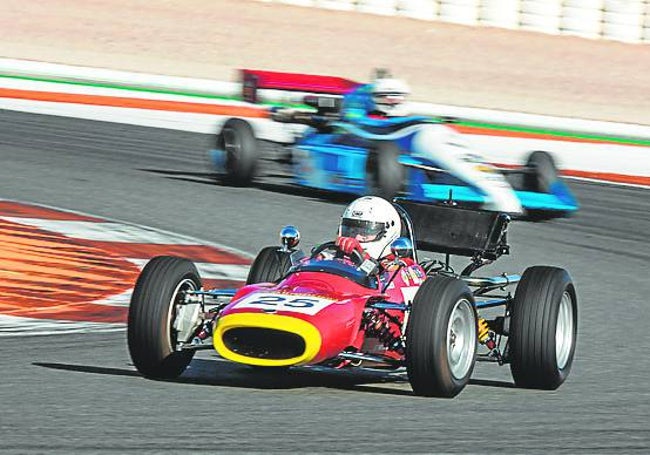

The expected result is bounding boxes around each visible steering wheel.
[310,241,366,267]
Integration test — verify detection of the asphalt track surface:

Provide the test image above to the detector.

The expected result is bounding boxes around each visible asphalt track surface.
[0,110,649,453]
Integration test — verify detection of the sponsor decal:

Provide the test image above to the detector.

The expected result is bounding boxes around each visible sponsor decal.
[400,266,426,286]
[234,292,335,316]
[399,266,424,286]
[408,267,423,285]
[400,268,411,285]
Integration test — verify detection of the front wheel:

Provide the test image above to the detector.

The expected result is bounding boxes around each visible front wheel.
[246,246,292,285]
[509,266,578,389]
[524,150,558,193]
[366,141,404,200]
[406,275,478,397]
[127,256,202,379]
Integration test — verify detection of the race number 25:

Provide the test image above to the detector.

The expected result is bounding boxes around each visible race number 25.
[234,293,335,315]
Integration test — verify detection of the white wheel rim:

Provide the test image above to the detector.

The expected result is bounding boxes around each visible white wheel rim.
[446,298,476,380]
[167,278,198,349]
[556,291,574,369]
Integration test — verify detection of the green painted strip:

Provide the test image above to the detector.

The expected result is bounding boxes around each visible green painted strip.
[1,73,236,100]
[0,74,309,109]
[2,72,648,146]
[457,120,650,147]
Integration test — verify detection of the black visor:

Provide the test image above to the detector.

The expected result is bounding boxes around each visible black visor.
[339,218,386,242]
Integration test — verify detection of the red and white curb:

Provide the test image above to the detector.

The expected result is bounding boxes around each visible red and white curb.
[0,200,251,336]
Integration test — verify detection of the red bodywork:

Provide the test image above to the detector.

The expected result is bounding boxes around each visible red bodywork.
[240,69,360,103]
[213,259,426,367]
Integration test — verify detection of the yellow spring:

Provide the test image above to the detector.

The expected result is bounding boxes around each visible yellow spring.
[477,318,490,343]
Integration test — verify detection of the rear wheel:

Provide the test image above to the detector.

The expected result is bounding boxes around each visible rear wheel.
[127,256,202,379]
[406,275,478,397]
[246,246,292,285]
[218,118,259,186]
[366,141,404,200]
[509,266,577,389]
[524,151,558,193]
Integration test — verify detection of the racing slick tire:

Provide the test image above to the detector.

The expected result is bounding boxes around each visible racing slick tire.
[217,118,259,186]
[127,256,202,379]
[366,141,405,200]
[524,151,558,193]
[246,246,292,285]
[406,275,478,398]
[509,266,578,389]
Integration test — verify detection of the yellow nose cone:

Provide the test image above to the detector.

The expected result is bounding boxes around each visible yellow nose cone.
[214,313,322,367]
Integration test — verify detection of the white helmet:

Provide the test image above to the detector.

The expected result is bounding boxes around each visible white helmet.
[338,196,402,260]
[372,78,410,116]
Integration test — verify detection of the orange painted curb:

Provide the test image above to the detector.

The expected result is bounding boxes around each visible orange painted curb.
[453,125,614,145]
[0,87,270,118]
[493,162,649,186]
[562,170,650,186]
[0,218,139,323]
[0,201,253,326]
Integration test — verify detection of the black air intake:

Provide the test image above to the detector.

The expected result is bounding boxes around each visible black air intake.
[222,328,306,360]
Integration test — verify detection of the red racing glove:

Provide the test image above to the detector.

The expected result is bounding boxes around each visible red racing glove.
[336,236,369,260]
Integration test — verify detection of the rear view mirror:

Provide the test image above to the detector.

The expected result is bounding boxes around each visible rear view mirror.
[280,225,300,251]
[390,237,414,259]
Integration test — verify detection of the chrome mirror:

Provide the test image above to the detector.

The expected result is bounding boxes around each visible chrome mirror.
[390,237,413,259]
[280,225,300,251]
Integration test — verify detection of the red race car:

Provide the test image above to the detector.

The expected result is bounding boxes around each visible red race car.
[127,200,578,398]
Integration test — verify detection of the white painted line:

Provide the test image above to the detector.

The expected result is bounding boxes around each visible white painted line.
[0,97,298,142]
[0,76,250,105]
[126,258,249,282]
[464,135,650,177]
[0,57,240,98]
[92,289,133,307]
[0,98,223,133]
[0,217,202,244]
[0,315,124,336]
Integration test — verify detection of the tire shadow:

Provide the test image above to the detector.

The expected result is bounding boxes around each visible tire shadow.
[137,167,357,205]
[34,360,516,396]
[34,359,415,397]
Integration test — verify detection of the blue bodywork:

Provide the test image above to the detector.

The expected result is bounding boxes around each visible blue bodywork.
[211,83,579,219]
[291,128,578,217]
[292,115,428,194]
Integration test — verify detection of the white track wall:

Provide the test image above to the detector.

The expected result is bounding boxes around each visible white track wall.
[260,0,650,43]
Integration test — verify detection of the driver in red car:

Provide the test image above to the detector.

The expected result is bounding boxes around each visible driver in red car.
[335,195,413,271]
[333,195,424,363]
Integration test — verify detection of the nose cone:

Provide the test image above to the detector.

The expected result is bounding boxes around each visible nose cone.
[214,313,322,367]
[413,124,523,215]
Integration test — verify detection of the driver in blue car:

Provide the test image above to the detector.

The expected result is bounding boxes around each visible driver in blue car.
[341,69,412,128]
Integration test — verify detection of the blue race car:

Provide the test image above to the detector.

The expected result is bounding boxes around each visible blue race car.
[209,69,578,220]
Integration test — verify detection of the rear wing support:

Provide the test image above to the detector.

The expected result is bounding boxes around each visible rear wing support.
[394,200,511,275]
